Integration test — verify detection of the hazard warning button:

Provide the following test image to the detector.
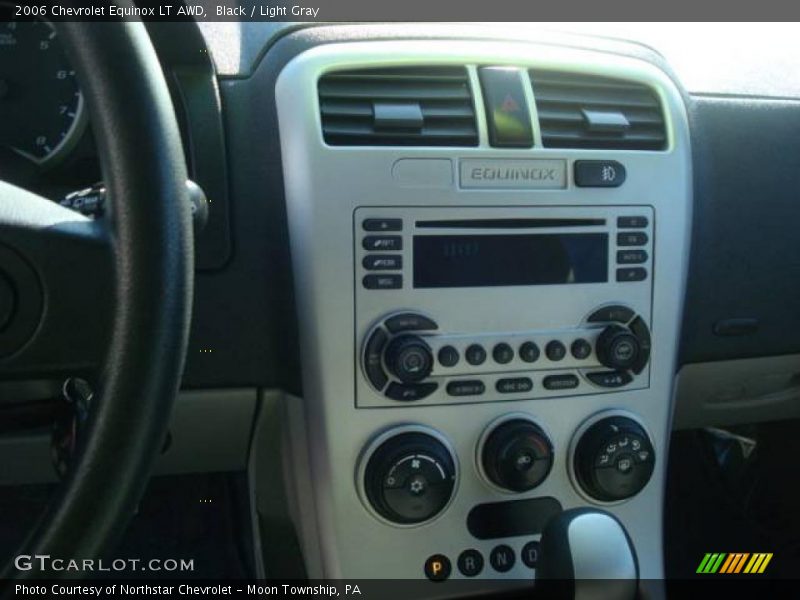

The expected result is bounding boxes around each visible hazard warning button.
[478,67,534,148]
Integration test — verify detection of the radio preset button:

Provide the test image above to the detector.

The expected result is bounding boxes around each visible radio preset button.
[385,382,438,402]
[617,250,648,265]
[492,343,514,364]
[543,374,579,390]
[362,235,402,251]
[617,216,648,229]
[363,274,402,290]
[437,345,460,367]
[617,267,648,282]
[545,340,566,362]
[574,160,626,188]
[466,344,487,366]
[496,377,533,394]
[617,232,648,247]
[385,313,437,334]
[587,305,634,324]
[586,370,633,388]
[363,218,402,232]
[571,338,592,360]
[363,255,402,270]
[519,341,540,363]
[447,380,485,397]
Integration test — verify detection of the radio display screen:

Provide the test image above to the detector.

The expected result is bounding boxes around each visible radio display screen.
[413,233,608,288]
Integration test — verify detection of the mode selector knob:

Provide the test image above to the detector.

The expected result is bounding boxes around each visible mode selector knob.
[573,415,655,502]
[384,335,434,383]
[595,325,641,371]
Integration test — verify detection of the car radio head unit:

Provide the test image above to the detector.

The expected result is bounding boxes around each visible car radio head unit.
[354,205,654,408]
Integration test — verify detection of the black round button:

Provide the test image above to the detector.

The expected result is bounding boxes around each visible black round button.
[489,545,515,573]
[424,554,451,582]
[384,335,434,383]
[545,340,566,362]
[595,325,641,371]
[482,419,553,492]
[519,341,540,363]
[438,345,459,367]
[364,432,456,524]
[571,338,591,360]
[457,549,484,577]
[465,344,487,366]
[493,342,514,364]
[521,541,541,569]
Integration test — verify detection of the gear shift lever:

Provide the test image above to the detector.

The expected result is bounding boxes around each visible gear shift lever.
[537,508,638,600]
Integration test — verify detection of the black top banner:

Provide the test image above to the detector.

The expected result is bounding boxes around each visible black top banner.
[4,0,800,22]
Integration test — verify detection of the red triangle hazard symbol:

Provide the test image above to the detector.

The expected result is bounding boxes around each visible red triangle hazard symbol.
[501,94,520,113]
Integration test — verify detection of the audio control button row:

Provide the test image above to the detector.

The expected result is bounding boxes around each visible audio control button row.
[385,382,438,402]
[446,380,485,397]
[496,377,533,394]
[542,374,579,390]
[385,313,438,334]
[585,370,632,388]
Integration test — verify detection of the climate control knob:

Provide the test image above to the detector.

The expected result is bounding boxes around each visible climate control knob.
[363,430,456,525]
[481,419,554,492]
[573,415,655,502]
[384,335,434,383]
[595,325,641,371]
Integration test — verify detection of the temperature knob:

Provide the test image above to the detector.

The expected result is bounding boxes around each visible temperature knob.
[481,419,553,492]
[363,431,456,525]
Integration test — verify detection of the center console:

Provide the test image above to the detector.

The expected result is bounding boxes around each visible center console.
[276,37,691,590]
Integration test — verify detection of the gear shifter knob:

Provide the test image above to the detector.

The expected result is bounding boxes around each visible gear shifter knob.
[538,508,638,600]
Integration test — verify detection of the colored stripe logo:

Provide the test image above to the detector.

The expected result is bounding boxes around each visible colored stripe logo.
[697,553,773,574]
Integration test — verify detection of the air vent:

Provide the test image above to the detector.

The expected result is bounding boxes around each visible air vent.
[529,70,666,150]
[318,66,478,147]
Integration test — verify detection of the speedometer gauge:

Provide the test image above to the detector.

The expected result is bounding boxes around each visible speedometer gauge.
[0,17,87,166]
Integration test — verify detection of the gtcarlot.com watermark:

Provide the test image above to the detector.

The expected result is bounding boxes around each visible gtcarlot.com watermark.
[14,554,194,573]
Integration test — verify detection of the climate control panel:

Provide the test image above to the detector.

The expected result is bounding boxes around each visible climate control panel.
[359,305,651,408]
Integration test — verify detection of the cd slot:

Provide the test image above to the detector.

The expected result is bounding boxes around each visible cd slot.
[415,218,606,229]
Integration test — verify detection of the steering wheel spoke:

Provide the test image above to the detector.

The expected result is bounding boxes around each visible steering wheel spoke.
[0,179,112,378]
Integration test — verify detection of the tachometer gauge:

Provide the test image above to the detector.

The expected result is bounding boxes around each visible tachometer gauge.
[0,17,87,167]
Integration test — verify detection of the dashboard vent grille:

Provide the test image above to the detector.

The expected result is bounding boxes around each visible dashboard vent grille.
[529,70,666,150]
[318,66,478,146]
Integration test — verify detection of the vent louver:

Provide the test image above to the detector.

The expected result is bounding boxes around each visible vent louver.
[529,70,666,150]
[318,66,478,147]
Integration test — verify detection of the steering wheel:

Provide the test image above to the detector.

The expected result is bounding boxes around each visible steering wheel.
[0,14,193,578]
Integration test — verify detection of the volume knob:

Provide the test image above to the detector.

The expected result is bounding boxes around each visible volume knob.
[595,325,641,371]
[384,335,434,383]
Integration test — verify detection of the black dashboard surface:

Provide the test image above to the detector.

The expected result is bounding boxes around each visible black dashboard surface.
[10,23,797,390]
[183,23,800,390]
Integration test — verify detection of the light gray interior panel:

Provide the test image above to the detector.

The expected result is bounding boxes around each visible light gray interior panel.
[275,39,692,588]
[674,355,800,429]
